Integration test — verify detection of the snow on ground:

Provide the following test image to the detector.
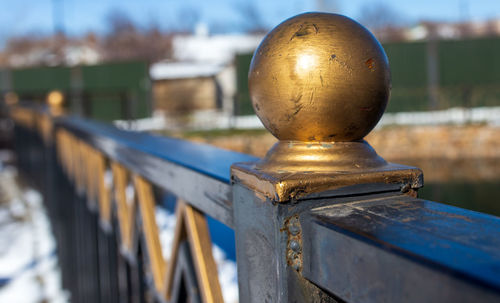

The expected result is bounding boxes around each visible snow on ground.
[0,159,238,302]
[0,167,68,303]
[114,106,500,132]
[377,106,500,127]
[155,206,239,303]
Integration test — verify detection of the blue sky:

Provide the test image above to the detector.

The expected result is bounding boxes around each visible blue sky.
[0,0,498,44]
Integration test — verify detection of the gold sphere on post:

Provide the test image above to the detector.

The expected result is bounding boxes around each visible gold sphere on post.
[249,12,390,142]
[47,90,64,108]
[46,90,65,115]
[4,92,19,106]
[231,13,423,203]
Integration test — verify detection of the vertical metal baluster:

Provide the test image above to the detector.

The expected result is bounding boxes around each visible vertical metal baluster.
[164,201,223,303]
[134,175,166,295]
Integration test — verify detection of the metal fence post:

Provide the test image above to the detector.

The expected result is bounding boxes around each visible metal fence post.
[231,13,423,302]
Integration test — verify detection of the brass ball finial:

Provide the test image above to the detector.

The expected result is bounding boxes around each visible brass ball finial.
[4,92,19,106]
[249,13,390,142]
[46,90,65,115]
[232,13,423,202]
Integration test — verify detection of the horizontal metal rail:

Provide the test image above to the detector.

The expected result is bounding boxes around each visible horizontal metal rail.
[57,116,257,227]
[302,195,500,303]
[6,9,500,300]
[9,102,500,303]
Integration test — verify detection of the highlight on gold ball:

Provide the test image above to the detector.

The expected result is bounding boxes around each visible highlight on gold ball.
[248,12,391,142]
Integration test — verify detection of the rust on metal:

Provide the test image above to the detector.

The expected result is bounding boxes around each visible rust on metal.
[284,215,303,272]
[232,162,423,202]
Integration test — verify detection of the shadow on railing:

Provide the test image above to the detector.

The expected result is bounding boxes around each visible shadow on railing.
[8,12,500,303]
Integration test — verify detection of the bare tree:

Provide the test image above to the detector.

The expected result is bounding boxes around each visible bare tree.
[456,22,475,39]
[102,8,173,62]
[177,6,201,33]
[484,19,500,37]
[234,1,269,34]
[106,9,137,36]
[1,34,64,67]
[358,3,408,42]
[316,0,339,13]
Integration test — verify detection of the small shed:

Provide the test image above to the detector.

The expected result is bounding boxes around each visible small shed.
[150,61,233,117]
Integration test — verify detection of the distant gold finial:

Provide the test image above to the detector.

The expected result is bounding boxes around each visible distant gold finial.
[4,92,19,106]
[249,12,390,142]
[46,90,65,115]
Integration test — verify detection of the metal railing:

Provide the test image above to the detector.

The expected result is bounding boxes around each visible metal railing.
[8,12,500,303]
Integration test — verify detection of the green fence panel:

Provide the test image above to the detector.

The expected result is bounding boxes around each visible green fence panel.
[235,53,255,116]
[383,41,429,112]
[9,61,151,121]
[11,66,71,95]
[89,95,124,121]
[81,61,150,120]
[387,87,430,112]
[235,37,500,114]
[81,61,148,90]
[435,38,500,109]
[438,37,500,86]
[383,41,428,88]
